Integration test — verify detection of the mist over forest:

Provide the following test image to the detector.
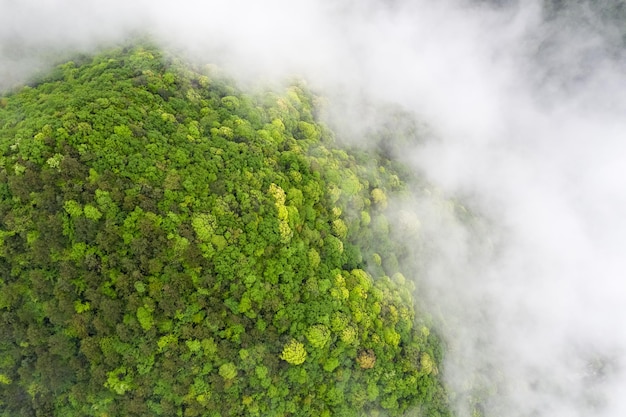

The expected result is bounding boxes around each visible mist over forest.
[1,0,626,416]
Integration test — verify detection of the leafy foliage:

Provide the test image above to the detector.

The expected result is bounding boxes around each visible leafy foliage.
[280,340,308,365]
[0,44,451,416]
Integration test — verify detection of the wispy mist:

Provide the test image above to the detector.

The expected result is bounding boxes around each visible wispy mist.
[2,0,626,416]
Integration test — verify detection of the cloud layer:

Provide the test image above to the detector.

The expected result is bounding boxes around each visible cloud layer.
[2,1,625,416]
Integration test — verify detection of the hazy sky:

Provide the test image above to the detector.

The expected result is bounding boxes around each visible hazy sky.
[1,1,625,416]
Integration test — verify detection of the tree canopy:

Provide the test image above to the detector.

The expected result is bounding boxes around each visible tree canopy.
[0,44,451,417]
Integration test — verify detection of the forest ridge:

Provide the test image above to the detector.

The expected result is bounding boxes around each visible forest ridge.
[0,45,450,417]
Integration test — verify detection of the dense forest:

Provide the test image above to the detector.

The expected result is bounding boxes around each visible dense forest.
[0,44,451,416]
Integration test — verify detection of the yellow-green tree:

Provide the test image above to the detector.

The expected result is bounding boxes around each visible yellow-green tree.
[306,324,331,349]
[280,340,307,365]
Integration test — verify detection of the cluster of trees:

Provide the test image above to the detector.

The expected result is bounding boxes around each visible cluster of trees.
[0,43,451,416]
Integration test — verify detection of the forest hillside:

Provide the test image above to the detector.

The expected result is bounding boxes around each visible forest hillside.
[0,44,450,417]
